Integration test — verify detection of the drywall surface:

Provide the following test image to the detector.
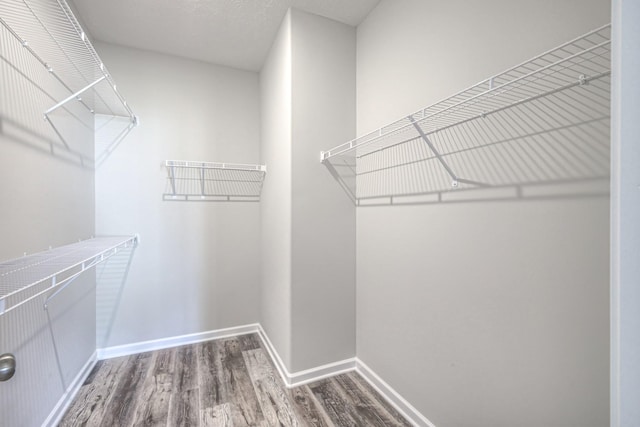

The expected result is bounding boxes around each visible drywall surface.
[258,9,357,373]
[611,0,640,425]
[290,9,356,372]
[0,22,96,426]
[355,1,611,426]
[94,43,261,347]
[259,11,293,369]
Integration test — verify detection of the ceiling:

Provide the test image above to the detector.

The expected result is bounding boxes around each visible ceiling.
[71,0,380,72]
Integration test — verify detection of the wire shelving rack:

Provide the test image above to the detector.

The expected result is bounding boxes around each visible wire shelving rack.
[0,236,138,316]
[0,0,138,164]
[321,24,611,205]
[163,160,267,202]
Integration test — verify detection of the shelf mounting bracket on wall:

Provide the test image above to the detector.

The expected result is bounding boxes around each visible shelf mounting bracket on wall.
[0,0,139,168]
[0,236,139,386]
[410,116,490,189]
[409,116,460,188]
[320,24,611,205]
[43,76,106,117]
[0,236,139,317]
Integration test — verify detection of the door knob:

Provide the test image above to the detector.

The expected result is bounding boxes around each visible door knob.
[0,353,16,382]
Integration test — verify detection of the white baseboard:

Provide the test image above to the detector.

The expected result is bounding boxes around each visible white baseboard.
[52,324,434,427]
[289,357,356,387]
[42,351,98,427]
[256,324,356,388]
[255,323,290,385]
[256,325,434,426]
[97,322,356,387]
[97,323,260,359]
[356,359,436,427]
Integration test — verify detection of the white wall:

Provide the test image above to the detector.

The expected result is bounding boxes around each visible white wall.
[260,10,294,369]
[356,1,610,426]
[260,9,357,373]
[94,43,262,347]
[0,19,96,426]
[611,0,640,425]
[290,9,356,371]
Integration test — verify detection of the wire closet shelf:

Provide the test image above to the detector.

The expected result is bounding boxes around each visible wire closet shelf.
[0,236,138,316]
[0,0,138,162]
[320,24,611,205]
[164,160,267,202]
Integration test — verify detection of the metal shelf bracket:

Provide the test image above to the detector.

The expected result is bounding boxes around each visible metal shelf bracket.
[319,24,611,204]
[163,160,267,202]
[44,76,107,117]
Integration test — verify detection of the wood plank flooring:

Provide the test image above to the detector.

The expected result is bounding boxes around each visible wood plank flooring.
[59,333,411,426]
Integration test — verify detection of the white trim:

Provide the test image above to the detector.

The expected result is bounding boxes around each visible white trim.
[97,323,260,359]
[611,2,640,425]
[356,359,436,427]
[252,331,435,426]
[44,325,435,427]
[256,324,291,386]
[610,3,622,426]
[42,351,98,427]
[256,324,356,388]
[289,357,356,387]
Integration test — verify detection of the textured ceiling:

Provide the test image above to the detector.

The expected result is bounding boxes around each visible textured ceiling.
[71,0,380,71]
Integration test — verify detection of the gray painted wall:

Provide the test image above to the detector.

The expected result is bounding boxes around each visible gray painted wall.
[94,43,262,347]
[355,1,610,426]
[259,9,356,373]
[0,22,96,426]
[611,0,640,425]
[290,9,356,372]
[2,1,628,424]
[260,10,294,369]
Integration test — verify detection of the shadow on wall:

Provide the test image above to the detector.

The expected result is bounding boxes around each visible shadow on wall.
[96,245,137,349]
[0,243,135,425]
[0,246,137,382]
[0,37,94,168]
[324,84,611,206]
[323,25,611,206]
[0,6,135,170]
[0,291,76,426]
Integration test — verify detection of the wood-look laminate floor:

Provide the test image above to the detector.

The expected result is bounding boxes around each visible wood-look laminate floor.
[59,333,412,426]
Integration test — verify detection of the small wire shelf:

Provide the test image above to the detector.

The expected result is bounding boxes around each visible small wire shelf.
[163,160,267,202]
[0,0,138,165]
[0,236,138,316]
[321,24,611,205]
